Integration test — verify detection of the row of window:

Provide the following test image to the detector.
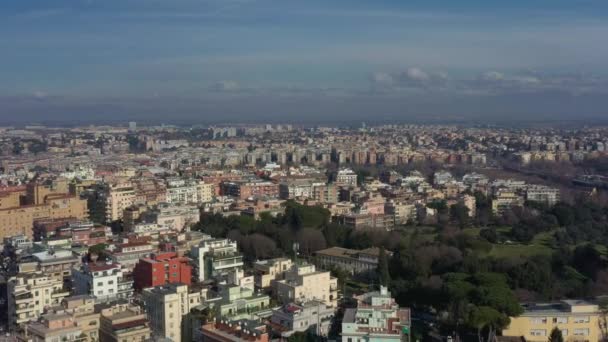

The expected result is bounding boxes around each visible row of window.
[530,316,590,324]
[530,328,589,336]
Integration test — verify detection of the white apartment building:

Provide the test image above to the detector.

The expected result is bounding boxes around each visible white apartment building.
[165,179,214,204]
[7,272,70,327]
[336,169,358,187]
[253,258,293,289]
[191,237,244,283]
[147,203,200,232]
[71,262,133,303]
[526,185,560,206]
[275,263,338,308]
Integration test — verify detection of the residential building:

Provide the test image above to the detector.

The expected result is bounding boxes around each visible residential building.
[27,249,81,281]
[144,203,200,232]
[141,283,208,342]
[502,300,601,342]
[492,190,525,214]
[201,319,269,342]
[384,201,416,225]
[133,252,192,290]
[311,184,338,204]
[336,169,358,187]
[98,302,151,342]
[18,313,83,342]
[7,272,70,327]
[165,178,213,204]
[109,241,155,272]
[525,185,560,206]
[222,180,279,200]
[71,262,133,303]
[191,237,244,283]
[97,181,136,223]
[253,258,293,289]
[55,295,100,342]
[341,286,411,342]
[270,301,334,338]
[275,263,338,308]
[215,284,272,320]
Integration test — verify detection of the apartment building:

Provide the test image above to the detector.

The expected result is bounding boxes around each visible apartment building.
[384,201,416,225]
[97,181,136,223]
[336,169,358,187]
[253,258,293,289]
[492,190,525,214]
[216,284,272,320]
[270,300,335,338]
[25,249,81,281]
[144,203,200,232]
[526,185,560,206]
[99,302,151,342]
[312,184,338,204]
[55,295,101,342]
[191,237,244,283]
[165,178,213,204]
[341,286,411,342]
[108,241,155,272]
[141,283,207,342]
[71,262,133,303]
[222,180,279,200]
[133,252,192,290]
[201,319,269,342]
[18,313,83,342]
[0,194,88,240]
[502,300,601,342]
[275,263,338,308]
[7,272,70,327]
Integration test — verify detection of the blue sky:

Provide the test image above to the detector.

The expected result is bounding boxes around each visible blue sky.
[1,0,607,123]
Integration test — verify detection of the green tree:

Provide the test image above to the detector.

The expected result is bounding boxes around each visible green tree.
[378,247,391,286]
[467,306,509,342]
[549,327,564,342]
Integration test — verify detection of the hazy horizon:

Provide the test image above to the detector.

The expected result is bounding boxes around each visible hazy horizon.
[1,0,607,123]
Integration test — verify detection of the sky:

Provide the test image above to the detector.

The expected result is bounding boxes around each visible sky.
[1,0,607,125]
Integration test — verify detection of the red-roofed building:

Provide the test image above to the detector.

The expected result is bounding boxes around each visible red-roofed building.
[133,252,192,290]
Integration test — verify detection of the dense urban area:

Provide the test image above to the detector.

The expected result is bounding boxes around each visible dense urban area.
[1,122,608,342]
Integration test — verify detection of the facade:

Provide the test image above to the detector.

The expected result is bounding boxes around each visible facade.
[99,302,151,342]
[270,301,334,338]
[312,184,339,204]
[109,241,155,272]
[341,286,411,342]
[216,284,272,320]
[384,201,416,225]
[145,203,200,232]
[502,300,601,342]
[8,272,70,327]
[27,249,81,281]
[191,237,244,283]
[315,247,389,275]
[133,252,192,290]
[222,180,279,200]
[165,179,213,204]
[71,262,133,303]
[275,263,338,308]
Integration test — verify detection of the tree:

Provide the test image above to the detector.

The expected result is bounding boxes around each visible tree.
[450,203,471,229]
[467,306,509,342]
[549,327,564,342]
[378,247,391,286]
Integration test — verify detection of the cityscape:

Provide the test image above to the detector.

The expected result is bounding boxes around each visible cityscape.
[2,0,608,342]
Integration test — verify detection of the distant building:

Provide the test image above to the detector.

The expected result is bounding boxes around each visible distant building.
[315,247,389,275]
[253,258,293,289]
[336,169,358,187]
[492,190,524,214]
[525,185,560,206]
[191,237,244,283]
[201,319,269,342]
[341,286,411,342]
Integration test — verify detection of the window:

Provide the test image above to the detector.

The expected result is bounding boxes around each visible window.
[108,280,114,285]
[561,329,568,336]
[553,317,568,324]
[530,330,547,336]
[574,329,589,336]
[530,318,547,324]
[97,282,103,287]
[574,316,590,323]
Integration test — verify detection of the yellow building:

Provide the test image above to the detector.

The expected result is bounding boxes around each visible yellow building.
[503,300,602,342]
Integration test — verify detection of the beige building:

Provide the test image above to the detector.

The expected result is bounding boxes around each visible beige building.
[503,300,602,342]
[275,263,338,308]
[8,272,70,327]
[99,302,151,342]
[141,283,208,342]
[0,195,88,240]
[253,257,293,289]
[101,181,136,222]
[18,313,83,342]
[492,190,524,214]
[315,246,388,275]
